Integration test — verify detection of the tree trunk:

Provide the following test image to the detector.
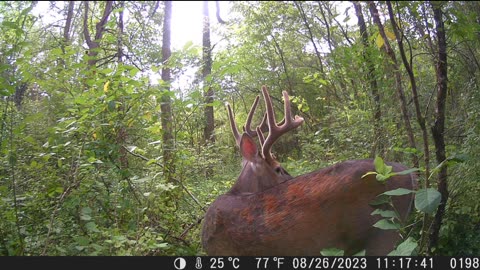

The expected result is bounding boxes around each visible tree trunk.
[293,1,324,73]
[161,0,175,182]
[368,1,418,168]
[387,1,430,178]
[429,1,449,253]
[58,1,75,70]
[116,1,129,170]
[203,1,215,144]
[61,1,74,57]
[353,1,383,157]
[387,1,432,252]
[83,1,113,68]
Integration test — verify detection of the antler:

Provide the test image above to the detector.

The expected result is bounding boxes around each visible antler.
[226,85,304,164]
[261,86,304,164]
[226,102,242,146]
[226,95,263,146]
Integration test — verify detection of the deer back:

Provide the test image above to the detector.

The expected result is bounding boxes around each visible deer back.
[202,159,416,255]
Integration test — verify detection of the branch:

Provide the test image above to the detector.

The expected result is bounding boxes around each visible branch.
[215,1,226,24]
[122,146,206,211]
[179,215,205,239]
[122,145,163,168]
[83,1,92,48]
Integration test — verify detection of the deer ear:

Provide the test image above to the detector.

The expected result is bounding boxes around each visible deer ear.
[240,133,258,161]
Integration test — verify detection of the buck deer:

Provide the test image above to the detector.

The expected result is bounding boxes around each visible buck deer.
[201,86,417,256]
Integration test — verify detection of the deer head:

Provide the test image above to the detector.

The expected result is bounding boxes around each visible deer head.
[202,86,417,256]
[226,86,304,194]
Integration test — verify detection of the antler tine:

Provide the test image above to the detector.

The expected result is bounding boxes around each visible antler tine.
[256,126,265,146]
[261,86,304,164]
[243,95,261,137]
[226,102,241,146]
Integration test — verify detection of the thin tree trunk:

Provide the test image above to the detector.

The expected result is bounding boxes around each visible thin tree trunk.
[203,1,215,144]
[387,1,430,180]
[429,1,449,253]
[59,1,75,70]
[353,1,383,157]
[215,1,226,24]
[368,1,418,168]
[62,1,74,53]
[325,2,353,46]
[116,1,128,170]
[83,1,113,68]
[270,34,294,92]
[293,1,324,73]
[317,1,334,52]
[387,1,432,252]
[161,1,175,182]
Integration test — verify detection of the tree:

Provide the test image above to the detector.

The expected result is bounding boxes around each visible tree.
[161,0,175,182]
[203,1,215,143]
[429,1,449,253]
[83,1,113,68]
[368,1,418,168]
[352,1,383,156]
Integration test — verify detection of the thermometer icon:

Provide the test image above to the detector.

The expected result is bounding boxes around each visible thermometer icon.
[195,257,202,269]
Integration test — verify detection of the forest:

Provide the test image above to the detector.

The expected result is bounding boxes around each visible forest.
[0,1,479,256]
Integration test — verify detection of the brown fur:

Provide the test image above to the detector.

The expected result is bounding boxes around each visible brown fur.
[202,159,417,256]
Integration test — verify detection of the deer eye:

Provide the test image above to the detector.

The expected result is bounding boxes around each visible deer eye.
[275,167,283,174]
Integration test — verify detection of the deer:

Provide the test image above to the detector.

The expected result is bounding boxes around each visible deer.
[201,86,418,256]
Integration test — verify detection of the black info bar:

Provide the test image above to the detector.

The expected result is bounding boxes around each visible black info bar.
[2,256,479,270]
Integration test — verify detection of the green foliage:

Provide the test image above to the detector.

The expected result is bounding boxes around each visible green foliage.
[320,248,345,256]
[388,237,418,256]
[363,156,421,182]
[0,0,479,256]
[415,189,442,215]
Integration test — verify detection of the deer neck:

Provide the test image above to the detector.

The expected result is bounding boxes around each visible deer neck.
[228,158,291,195]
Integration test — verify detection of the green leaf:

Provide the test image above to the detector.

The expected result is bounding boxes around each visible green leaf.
[85,221,100,232]
[376,34,385,48]
[388,237,418,256]
[75,236,90,246]
[374,156,392,175]
[108,100,116,111]
[51,47,63,56]
[429,154,467,179]
[369,194,390,206]
[0,84,15,96]
[385,29,396,40]
[320,248,344,256]
[80,207,92,221]
[415,188,442,215]
[155,243,169,249]
[98,68,114,75]
[447,153,469,163]
[371,209,398,219]
[130,67,140,77]
[318,78,328,85]
[396,168,421,175]
[382,188,415,196]
[353,250,366,256]
[373,219,400,230]
[375,173,389,182]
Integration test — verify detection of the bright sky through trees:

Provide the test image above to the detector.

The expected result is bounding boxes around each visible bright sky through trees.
[32,1,229,49]
[31,1,229,86]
